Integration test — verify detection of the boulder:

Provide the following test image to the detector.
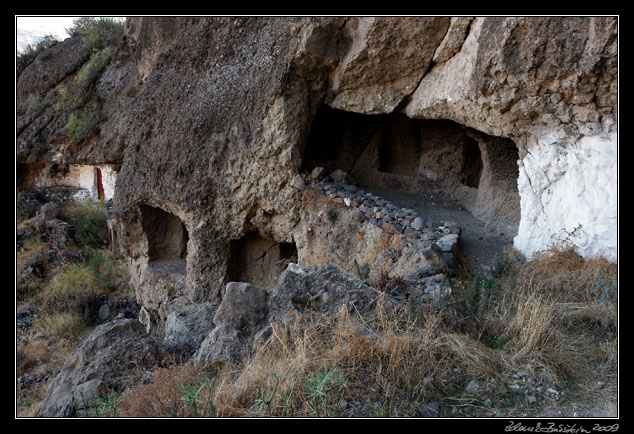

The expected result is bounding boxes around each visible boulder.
[163,301,219,355]
[329,169,356,185]
[267,263,385,320]
[194,265,391,369]
[36,319,164,417]
[194,282,268,368]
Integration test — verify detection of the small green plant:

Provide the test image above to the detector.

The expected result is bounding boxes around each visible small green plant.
[87,250,129,293]
[453,275,484,319]
[36,310,87,340]
[251,373,297,417]
[24,91,50,117]
[253,373,281,415]
[60,199,109,248]
[50,265,98,300]
[55,47,113,113]
[54,86,72,111]
[325,209,337,222]
[66,107,103,145]
[16,198,34,222]
[480,277,496,304]
[276,390,295,417]
[302,366,348,417]
[371,400,390,417]
[353,260,370,280]
[49,264,100,321]
[175,374,216,417]
[79,388,121,417]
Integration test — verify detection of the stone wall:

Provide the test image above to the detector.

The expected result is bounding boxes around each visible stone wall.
[296,170,461,278]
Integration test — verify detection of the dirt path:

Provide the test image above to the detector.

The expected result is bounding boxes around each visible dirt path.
[364,187,515,276]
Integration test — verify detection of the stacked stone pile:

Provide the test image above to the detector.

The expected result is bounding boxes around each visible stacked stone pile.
[302,169,462,271]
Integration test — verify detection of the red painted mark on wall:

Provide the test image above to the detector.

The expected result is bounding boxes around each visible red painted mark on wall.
[96,168,105,200]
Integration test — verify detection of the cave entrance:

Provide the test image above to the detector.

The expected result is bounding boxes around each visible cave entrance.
[227,232,297,289]
[140,205,189,273]
[300,104,521,272]
[301,105,493,194]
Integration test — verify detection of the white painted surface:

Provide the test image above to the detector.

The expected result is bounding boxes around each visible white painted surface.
[514,131,617,262]
[36,164,118,201]
[100,165,117,200]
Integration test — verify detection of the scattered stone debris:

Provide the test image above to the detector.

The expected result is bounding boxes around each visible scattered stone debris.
[304,171,461,274]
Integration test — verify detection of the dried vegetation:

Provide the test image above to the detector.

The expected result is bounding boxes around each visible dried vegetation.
[115,246,618,417]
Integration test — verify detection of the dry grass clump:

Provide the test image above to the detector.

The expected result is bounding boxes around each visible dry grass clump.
[210,303,450,417]
[478,246,618,391]
[117,362,209,417]
[506,246,617,303]
[117,303,451,417]
[96,246,621,417]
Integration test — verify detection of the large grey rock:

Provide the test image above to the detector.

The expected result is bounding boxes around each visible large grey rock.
[194,282,268,368]
[163,301,219,354]
[268,263,386,319]
[194,265,391,369]
[36,319,164,417]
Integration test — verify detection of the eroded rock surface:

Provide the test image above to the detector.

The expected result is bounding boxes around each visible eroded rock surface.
[36,319,164,417]
[17,16,617,336]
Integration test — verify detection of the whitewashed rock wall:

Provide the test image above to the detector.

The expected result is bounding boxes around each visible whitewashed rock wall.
[514,131,617,262]
[35,164,118,201]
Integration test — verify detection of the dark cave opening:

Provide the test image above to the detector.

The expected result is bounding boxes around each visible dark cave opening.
[227,232,298,288]
[140,205,189,265]
[300,103,520,233]
[460,139,484,189]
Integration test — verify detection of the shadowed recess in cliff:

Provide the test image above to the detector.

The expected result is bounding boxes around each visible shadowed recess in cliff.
[299,103,520,242]
[140,205,189,272]
[227,232,297,289]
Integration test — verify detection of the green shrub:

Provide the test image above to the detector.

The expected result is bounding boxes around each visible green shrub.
[78,389,122,417]
[56,48,113,112]
[77,49,113,88]
[66,107,103,145]
[55,48,114,112]
[16,197,34,222]
[60,200,109,248]
[66,17,124,50]
[36,310,88,340]
[24,91,50,117]
[353,260,370,280]
[48,262,108,325]
[452,275,485,319]
[302,366,349,417]
[50,264,98,300]
[87,250,129,293]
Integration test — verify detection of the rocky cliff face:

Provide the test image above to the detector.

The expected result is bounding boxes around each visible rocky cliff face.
[17,16,618,333]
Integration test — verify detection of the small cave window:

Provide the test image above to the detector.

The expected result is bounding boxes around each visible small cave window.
[460,139,484,188]
[140,205,189,263]
[227,232,297,288]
